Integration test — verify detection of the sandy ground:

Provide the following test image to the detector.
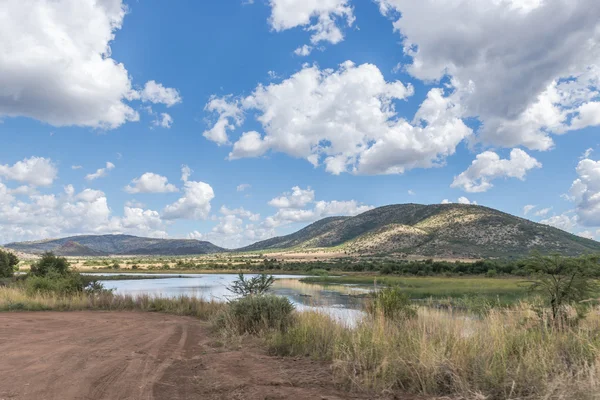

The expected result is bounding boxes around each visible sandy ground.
[0,312,386,400]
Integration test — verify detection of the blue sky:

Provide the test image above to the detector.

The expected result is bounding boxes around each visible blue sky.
[1,0,600,247]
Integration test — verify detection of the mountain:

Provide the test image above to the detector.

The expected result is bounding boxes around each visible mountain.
[4,234,225,256]
[238,204,600,258]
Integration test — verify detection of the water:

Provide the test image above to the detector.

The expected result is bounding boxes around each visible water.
[87,273,369,325]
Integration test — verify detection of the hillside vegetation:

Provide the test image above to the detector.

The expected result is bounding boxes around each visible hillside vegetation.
[4,234,225,256]
[240,204,600,258]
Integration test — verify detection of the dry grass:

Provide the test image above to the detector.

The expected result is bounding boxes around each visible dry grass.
[269,304,600,399]
[0,287,224,320]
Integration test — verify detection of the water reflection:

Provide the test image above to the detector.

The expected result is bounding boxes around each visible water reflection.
[89,273,370,326]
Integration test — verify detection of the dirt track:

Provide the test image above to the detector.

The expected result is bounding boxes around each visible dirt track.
[0,312,377,400]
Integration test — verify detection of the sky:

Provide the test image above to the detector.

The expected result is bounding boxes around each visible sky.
[1,0,600,248]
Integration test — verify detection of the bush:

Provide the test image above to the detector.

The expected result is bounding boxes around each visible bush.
[24,272,107,296]
[30,252,70,277]
[227,273,274,296]
[366,286,416,321]
[0,250,19,278]
[225,295,295,334]
[25,272,86,296]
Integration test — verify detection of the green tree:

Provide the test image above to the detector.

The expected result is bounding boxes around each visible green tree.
[527,253,599,323]
[227,273,275,297]
[0,249,19,278]
[30,252,71,277]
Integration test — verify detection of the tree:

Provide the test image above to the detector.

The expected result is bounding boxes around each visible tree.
[227,273,275,297]
[30,252,71,277]
[526,253,599,323]
[0,249,19,278]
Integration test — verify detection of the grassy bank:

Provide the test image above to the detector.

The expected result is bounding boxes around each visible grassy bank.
[267,304,600,399]
[301,275,529,303]
[0,287,223,320]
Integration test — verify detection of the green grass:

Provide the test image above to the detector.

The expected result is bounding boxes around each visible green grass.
[300,275,530,303]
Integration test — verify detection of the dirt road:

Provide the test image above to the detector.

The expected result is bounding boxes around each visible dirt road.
[0,312,375,400]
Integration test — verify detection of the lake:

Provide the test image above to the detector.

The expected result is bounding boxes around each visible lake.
[88,273,370,325]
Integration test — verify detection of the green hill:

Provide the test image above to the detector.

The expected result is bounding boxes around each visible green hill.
[238,204,600,259]
[4,234,225,256]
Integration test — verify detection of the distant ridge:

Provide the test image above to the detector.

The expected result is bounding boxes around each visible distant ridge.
[5,234,225,256]
[237,204,600,259]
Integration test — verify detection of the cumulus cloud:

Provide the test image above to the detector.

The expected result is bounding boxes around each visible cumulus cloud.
[236,183,251,192]
[85,162,115,181]
[0,157,57,187]
[523,205,537,215]
[376,0,600,150]
[207,62,471,175]
[565,158,600,226]
[124,173,178,194]
[451,149,541,193]
[220,206,260,221]
[534,207,553,217]
[139,81,182,107]
[0,0,180,129]
[268,0,355,49]
[441,197,477,205]
[268,186,315,209]
[263,186,373,228]
[0,184,167,243]
[203,96,244,145]
[540,213,578,232]
[162,166,214,220]
[152,113,173,129]
[294,45,313,56]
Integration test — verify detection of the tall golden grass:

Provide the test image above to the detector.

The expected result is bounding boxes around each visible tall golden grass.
[0,287,224,320]
[269,304,600,399]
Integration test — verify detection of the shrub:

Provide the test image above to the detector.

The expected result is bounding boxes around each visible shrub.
[0,250,19,278]
[366,286,416,321]
[30,252,70,277]
[225,295,295,334]
[227,273,274,296]
[25,272,85,296]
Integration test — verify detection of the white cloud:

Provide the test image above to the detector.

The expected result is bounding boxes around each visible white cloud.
[0,185,167,243]
[581,148,594,159]
[152,113,173,129]
[215,62,471,175]
[457,197,477,205]
[203,96,244,145]
[451,149,541,193]
[85,162,115,181]
[540,213,578,232]
[268,186,315,209]
[294,45,313,56]
[268,0,355,49]
[220,206,260,221]
[408,189,415,196]
[0,0,179,129]
[236,183,251,192]
[162,180,214,220]
[565,158,600,226]
[139,81,182,107]
[523,205,537,215]
[71,165,83,170]
[181,165,192,182]
[441,197,477,205]
[534,207,553,217]
[376,0,600,150]
[124,173,178,194]
[263,186,373,228]
[0,157,57,187]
